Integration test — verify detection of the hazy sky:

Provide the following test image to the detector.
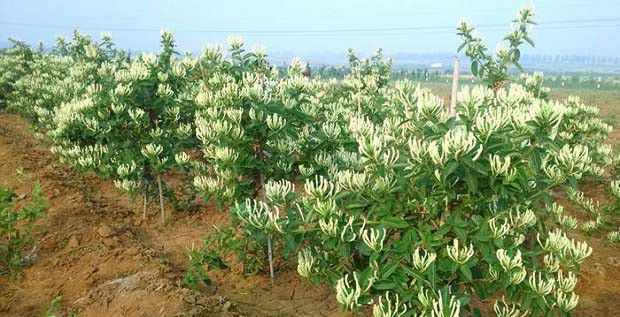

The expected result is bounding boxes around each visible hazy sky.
[1,0,619,58]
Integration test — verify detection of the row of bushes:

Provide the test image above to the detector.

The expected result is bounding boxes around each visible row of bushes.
[1,6,619,316]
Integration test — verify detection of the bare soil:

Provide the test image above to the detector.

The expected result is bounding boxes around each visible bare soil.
[0,112,619,316]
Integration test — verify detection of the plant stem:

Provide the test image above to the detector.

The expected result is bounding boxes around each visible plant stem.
[157,175,165,225]
[143,184,148,219]
[259,170,275,282]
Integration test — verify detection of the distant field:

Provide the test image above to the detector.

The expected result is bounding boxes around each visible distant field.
[420,82,620,127]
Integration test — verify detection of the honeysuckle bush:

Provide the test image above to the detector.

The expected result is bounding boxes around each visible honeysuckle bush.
[230,83,602,316]
[46,30,199,223]
[192,37,313,207]
[458,5,536,89]
[0,39,38,108]
[0,11,617,315]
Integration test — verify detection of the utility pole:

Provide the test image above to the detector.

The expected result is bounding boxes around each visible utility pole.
[449,56,459,116]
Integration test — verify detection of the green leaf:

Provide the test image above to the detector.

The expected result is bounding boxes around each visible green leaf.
[382,216,409,229]
[471,61,479,76]
[459,265,473,281]
[524,36,535,47]
[374,281,397,290]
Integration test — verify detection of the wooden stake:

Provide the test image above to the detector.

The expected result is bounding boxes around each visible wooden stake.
[357,86,362,114]
[449,56,460,116]
[157,175,165,225]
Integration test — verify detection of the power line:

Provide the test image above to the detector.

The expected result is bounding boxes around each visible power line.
[0,18,619,36]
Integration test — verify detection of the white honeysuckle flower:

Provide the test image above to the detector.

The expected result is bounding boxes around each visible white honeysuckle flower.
[340,216,358,242]
[128,108,145,123]
[427,141,447,167]
[443,127,478,159]
[543,254,560,273]
[418,287,433,309]
[446,239,474,264]
[496,249,523,271]
[554,144,591,179]
[175,152,191,165]
[528,271,555,296]
[337,170,368,192]
[116,162,136,178]
[608,230,620,243]
[357,134,385,160]
[489,217,510,239]
[193,175,218,193]
[542,160,565,183]
[227,35,244,49]
[114,179,139,193]
[412,247,436,272]
[114,83,133,96]
[288,57,306,75]
[297,248,316,278]
[509,208,536,228]
[504,168,517,183]
[314,151,334,167]
[160,28,173,41]
[100,32,112,41]
[266,113,286,131]
[558,215,577,231]
[319,217,339,237]
[172,62,186,77]
[489,154,511,177]
[581,220,598,234]
[349,116,375,138]
[372,175,397,194]
[509,267,527,285]
[312,199,339,217]
[381,148,399,166]
[567,239,592,264]
[431,291,460,317]
[305,175,338,200]
[408,138,428,164]
[434,169,442,182]
[537,229,570,253]
[511,234,526,248]
[362,228,387,252]
[84,45,98,59]
[531,100,563,139]
[165,106,181,122]
[149,127,164,139]
[265,179,295,204]
[157,72,172,82]
[556,270,577,293]
[234,199,284,233]
[493,299,528,317]
[141,143,163,159]
[335,272,370,311]
[488,265,499,281]
[321,122,342,140]
[110,103,126,114]
[555,290,579,312]
[157,83,174,97]
[210,146,239,164]
[373,292,408,317]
